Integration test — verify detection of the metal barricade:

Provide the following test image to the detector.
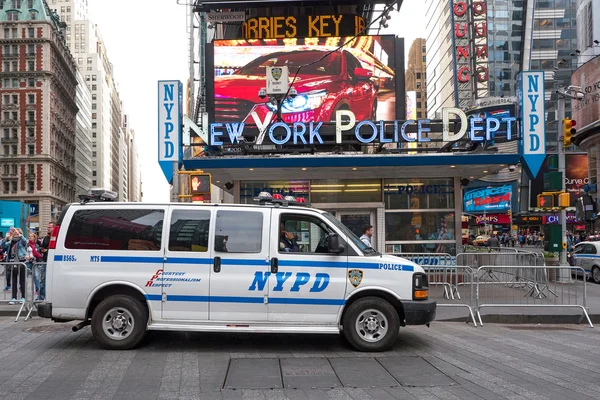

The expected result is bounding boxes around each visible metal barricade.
[460,245,519,253]
[25,262,46,321]
[0,261,31,322]
[475,265,593,328]
[391,254,477,325]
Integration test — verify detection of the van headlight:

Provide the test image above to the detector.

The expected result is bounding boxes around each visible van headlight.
[266,90,328,113]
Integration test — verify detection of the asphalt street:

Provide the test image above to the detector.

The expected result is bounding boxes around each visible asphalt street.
[0,317,599,400]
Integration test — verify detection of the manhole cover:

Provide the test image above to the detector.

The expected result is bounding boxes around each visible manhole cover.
[24,324,75,333]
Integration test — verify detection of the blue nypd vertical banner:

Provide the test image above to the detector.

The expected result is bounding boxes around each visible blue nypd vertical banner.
[519,71,546,179]
[158,80,182,183]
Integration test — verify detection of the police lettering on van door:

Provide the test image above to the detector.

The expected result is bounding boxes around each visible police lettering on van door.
[248,271,330,292]
[145,269,202,288]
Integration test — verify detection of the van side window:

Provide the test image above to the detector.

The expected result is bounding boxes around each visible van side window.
[169,210,210,252]
[64,209,164,250]
[279,214,332,254]
[214,210,262,253]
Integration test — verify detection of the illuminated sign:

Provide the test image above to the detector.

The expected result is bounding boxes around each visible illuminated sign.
[208,108,516,146]
[242,15,365,39]
[190,174,212,195]
[452,1,489,109]
[464,184,512,213]
[0,218,15,227]
[475,214,510,225]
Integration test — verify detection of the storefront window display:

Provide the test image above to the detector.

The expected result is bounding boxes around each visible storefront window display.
[310,179,382,203]
[385,211,455,242]
[240,181,309,204]
[384,178,455,209]
[386,243,456,255]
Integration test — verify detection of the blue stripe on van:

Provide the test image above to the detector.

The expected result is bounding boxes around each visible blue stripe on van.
[100,256,164,263]
[143,294,343,306]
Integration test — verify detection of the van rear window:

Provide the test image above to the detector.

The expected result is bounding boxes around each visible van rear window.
[64,209,164,250]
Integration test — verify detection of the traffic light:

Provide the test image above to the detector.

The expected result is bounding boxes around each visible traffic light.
[537,193,554,208]
[189,174,211,195]
[563,118,576,146]
[558,192,570,208]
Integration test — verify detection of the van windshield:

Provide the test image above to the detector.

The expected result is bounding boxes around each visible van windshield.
[322,212,379,255]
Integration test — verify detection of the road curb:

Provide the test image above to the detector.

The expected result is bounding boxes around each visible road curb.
[437,314,600,324]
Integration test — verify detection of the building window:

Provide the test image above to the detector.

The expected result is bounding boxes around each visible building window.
[13,0,22,7]
[3,165,9,175]
[27,0,34,8]
[92,113,97,119]
[3,62,9,72]
[91,103,96,110]
[28,127,34,137]
[27,164,34,175]
[29,11,37,20]
[28,111,34,122]
[12,28,17,39]
[91,94,97,100]
[92,75,97,81]
[416,73,421,79]
[422,55,426,62]
[28,28,34,38]
[310,179,381,203]
[91,85,97,91]
[416,111,422,118]
[28,144,34,155]
[28,94,34,104]
[3,28,9,39]
[11,145,17,155]
[28,60,34,71]
[11,164,17,175]
[92,151,96,157]
[3,182,9,194]
[422,45,426,53]
[87,57,92,64]
[92,133,96,138]
[12,79,18,88]
[92,180,96,186]
[11,181,17,194]
[92,123,97,129]
[27,44,34,56]
[92,171,96,177]
[28,78,35,87]
[27,181,34,193]
[7,11,19,21]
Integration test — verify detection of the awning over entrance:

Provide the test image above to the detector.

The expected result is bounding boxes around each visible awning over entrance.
[182,153,521,188]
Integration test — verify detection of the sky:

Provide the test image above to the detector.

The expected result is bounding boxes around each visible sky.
[87,0,426,203]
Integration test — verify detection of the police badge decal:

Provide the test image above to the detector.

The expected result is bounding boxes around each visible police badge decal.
[348,269,363,288]
[271,67,282,81]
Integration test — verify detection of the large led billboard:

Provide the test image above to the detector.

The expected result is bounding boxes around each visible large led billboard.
[463,184,512,213]
[211,36,397,126]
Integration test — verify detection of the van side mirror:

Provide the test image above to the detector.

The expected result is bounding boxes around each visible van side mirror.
[327,233,344,254]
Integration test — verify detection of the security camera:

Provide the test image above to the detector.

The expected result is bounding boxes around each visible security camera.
[568,85,582,92]
[258,88,266,100]
[289,87,297,98]
[508,164,516,172]
[575,91,585,99]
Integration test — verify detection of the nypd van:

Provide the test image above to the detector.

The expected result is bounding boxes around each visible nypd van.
[38,193,435,352]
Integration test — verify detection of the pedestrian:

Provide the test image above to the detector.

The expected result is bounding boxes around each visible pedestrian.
[360,224,373,247]
[25,232,42,296]
[38,222,54,301]
[488,234,500,248]
[519,234,524,247]
[1,228,28,304]
[0,231,11,291]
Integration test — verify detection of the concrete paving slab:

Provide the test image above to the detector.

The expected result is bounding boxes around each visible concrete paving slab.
[328,357,399,388]
[280,358,340,389]
[223,358,282,390]
[377,356,457,387]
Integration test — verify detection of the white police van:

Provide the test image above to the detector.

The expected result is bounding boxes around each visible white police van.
[38,192,435,352]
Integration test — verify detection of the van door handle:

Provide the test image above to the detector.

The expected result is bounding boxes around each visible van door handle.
[271,257,278,274]
[213,256,221,273]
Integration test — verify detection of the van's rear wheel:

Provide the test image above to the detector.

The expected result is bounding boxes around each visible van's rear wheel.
[342,297,400,352]
[91,295,148,350]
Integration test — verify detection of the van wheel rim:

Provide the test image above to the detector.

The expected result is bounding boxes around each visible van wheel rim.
[102,307,134,341]
[355,309,388,343]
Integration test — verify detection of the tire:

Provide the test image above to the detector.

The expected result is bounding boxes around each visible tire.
[91,295,148,350]
[342,297,400,352]
[592,266,600,284]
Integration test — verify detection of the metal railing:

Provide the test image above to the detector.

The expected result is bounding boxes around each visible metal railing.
[25,262,46,321]
[475,265,593,328]
[0,261,31,322]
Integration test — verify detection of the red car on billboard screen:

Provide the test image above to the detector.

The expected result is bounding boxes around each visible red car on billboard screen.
[212,36,396,125]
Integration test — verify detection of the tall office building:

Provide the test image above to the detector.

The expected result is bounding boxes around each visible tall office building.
[0,1,78,230]
[576,0,600,64]
[54,0,141,199]
[530,0,578,146]
[405,38,427,119]
[74,70,93,196]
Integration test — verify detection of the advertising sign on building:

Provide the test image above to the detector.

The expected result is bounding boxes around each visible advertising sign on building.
[464,184,512,212]
[571,56,600,132]
[530,154,589,208]
[242,14,365,39]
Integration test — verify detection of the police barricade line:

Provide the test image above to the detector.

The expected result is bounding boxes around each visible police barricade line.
[457,252,538,271]
[427,265,478,326]
[25,262,46,321]
[0,261,31,322]
[391,253,456,299]
[475,265,593,328]
[460,245,519,253]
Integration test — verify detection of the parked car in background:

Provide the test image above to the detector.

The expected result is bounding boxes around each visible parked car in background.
[571,241,600,283]
[473,235,490,247]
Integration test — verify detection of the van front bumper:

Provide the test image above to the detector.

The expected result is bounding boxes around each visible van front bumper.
[37,302,52,319]
[403,300,436,325]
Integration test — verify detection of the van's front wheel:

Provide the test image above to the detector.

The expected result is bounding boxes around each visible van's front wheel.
[342,297,400,352]
[91,295,148,350]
